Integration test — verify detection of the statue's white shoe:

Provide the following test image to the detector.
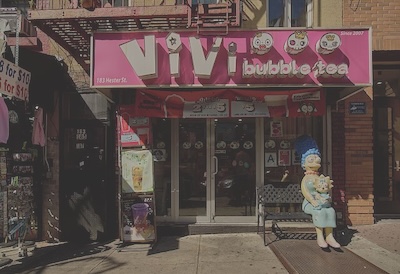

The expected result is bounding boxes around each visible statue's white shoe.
[326,235,341,248]
[317,237,328,248]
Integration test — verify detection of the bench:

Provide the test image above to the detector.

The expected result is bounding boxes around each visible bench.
[256,183,313,245]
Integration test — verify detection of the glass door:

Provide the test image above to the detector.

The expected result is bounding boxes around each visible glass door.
[176,118,256,223]
[178,119,209,221]
[212,118,256,220]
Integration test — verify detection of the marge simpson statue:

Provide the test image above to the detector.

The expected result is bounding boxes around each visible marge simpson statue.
[295,135,340,248]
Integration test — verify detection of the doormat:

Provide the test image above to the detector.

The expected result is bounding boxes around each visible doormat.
[265,233,388,274]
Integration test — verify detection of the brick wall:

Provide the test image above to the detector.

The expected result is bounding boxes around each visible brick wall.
[333,90,374,225]
[33,29,62,242]
[343,0,400,50]
[41,139,61,242]
[37,23,90,241]
[331,111,346,226]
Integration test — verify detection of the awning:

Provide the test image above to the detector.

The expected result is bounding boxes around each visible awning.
[18,48,75,112]
[130,88,325,118]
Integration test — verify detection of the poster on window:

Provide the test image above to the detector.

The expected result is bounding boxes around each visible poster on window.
[278,150,291,166]
[121,149,154,193]
[265,152,278,167]
[122,195,156,243]
[292,149,301,165]
[270,121,283,137]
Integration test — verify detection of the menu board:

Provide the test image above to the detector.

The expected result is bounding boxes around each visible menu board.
[121,194,156,243]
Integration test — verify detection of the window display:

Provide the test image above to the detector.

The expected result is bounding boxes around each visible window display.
[264,116,322,184]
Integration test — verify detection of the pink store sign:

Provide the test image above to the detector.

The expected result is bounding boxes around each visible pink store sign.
[91,28,372,88]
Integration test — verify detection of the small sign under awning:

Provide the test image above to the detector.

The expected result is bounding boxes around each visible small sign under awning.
[0,57,31,101]
[349,102,366,114]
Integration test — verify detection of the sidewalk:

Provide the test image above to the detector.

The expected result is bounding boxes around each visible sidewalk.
[345,220,400,274]
[0,233,288,274]
[0,220,399,274]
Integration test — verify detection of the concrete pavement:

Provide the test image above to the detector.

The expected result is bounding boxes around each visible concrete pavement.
[0,233,288,274]
[345,220,400,274]
[0,220,399,274]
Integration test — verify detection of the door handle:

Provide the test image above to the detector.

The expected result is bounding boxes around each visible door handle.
[213,156,218,176]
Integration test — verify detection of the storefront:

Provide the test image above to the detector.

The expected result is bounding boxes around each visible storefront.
[0,55,39,242]
[91,28,372,226]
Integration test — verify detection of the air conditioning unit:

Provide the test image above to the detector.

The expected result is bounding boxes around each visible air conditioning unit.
[0,7,37,37]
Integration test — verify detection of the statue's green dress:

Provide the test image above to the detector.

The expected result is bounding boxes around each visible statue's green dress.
[302,180,336,228]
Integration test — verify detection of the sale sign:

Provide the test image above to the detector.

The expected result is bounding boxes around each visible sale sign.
[0,57,31,101]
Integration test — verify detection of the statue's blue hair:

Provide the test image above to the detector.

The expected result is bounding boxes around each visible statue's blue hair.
[294,135,320,169]
[301,148,321,168]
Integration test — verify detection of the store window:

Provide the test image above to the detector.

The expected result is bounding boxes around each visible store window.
[268,0,312,27]
[264,116,322,185]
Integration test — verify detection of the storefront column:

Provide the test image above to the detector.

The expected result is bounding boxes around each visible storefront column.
[334,89,374,225]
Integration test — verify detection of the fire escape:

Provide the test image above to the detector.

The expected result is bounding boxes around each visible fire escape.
[26,0,242,74]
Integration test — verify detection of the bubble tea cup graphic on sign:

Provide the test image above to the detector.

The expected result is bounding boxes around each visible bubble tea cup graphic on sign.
[132,166,143,192]
[132,203,149,231]
[164,94,185,118]
[264,95,288,117]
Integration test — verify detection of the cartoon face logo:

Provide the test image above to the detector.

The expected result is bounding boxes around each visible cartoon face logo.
[316,32,341,54]
[265,140,276,149]
[195,141,204,149]
[157,142,166,149]
[154,150,164,161]
[299,102,317,115]
[216,141,226,149]
[243,141,253,149]
[280,140,290,149]
[230,141,240,149]
[284,31,309,55]
[252,32,274,55]
[182,142,191,149]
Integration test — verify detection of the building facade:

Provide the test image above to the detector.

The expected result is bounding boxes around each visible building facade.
[343,0,400,221]
[17,0,399,242]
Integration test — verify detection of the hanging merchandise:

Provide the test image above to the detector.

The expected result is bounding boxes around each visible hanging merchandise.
[32,107,45,146]
[0,97,9,144]
[7,152,37,242]
[5,99,30,150]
